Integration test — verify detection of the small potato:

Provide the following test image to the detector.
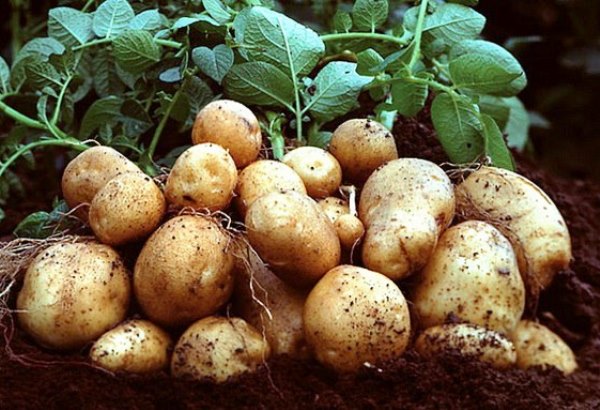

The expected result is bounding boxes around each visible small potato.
[89,172,166,246]
[191,100,262,168]
[235,160,306,218]
[282,147,342,198]
[318,197,349,222]
[165,143,237,211]
[511,320,577,375]
[415,323,517,369]
[412,221,525,334]
[303,265,411,372]
[171,316,270,383]
[90,320,172,373]
[245,191,340,288]
[61,146,141,220]
[134,215,234,327]
[318,198,364,249]
[329,119,398,184]
[17,243,130,350]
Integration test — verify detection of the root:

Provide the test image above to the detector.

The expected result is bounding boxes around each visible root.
[441,159,485,183]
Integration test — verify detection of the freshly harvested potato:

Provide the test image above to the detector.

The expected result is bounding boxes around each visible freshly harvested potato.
[455,166,572,298]
[245,191,340,287]
[89,172,166,246]
[61,146,141,220]
[235,160,306,218]
[17,243,130,350]
[412,221,525,334]
[165,143,237,211]
[134,215,234,327]
[415,323,517,369]
[171,316,270,383]
[511,320,577,375]
[318,197,364,249]
[90,320,172,373]
[191,100,262,168]
[303,265,411,372]
[282,147,342,198]
[329,119,398,184]
[233,239,309,358]
[318,197,349,221]
[358,158,455,280]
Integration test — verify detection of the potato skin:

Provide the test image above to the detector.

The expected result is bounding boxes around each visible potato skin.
[89,172,166,246]
[165,143,237,211]
[303,265,411,372]
[511,320,577,375]
[17,243,130,350]
[318,198,364,249]
[191,100,262,168]
[455,166,572,299]
[90,320,172,373]
[329,119,398,184]
[282,147,342,198]
[245,191,341,288]
[134,215,234,327]
[412,221,525,334]
[416,324,517,369]
[171,316,270,383]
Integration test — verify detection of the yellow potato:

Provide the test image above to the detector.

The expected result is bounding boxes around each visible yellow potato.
[282,147,342,198]
[318,197,364,249]
[318,197,349,221]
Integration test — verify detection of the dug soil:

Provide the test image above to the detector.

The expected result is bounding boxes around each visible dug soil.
[1,107,600,409]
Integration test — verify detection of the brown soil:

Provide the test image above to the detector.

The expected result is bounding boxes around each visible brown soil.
[1,109,600,409]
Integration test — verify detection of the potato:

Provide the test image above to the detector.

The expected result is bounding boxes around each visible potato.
[235,160,306,218]
[415,324,517,369]
[303,265,411,372]
[61,146,141,220]
[282,147,342,198]
[318,197,349,221]
[245,191,340,288]
[171,316,270,383]
[89,172,166,246]
[17,243,130,350]
[455,166,572,298]
[510,320,577,375]
[134,215,234,327]
[90,320,172,373]
[412,221,525,334]
[165,143,237,211]
[191,100,262,168]
[318,197,364,249]
[329,119,398,184]
[358,158,455,280]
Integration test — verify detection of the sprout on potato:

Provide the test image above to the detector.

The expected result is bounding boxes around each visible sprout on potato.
[282,147,342,198]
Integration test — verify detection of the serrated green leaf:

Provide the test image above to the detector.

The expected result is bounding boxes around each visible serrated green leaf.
[128,9,165,31]
[503,96,530,150]
[113,30,161,74]
[391,77,428,117]
[242,7,324,77]
[356,48,384,76]
[14,38,65,65]
[80,96,123,138]
[333,11,353,33]
[303,61,371,123]
[93,0,135,38]
[48,7,94,47]
[25,61,62,90]
[172,15,220,30]
[308,130,333,149]
[192,44,234,84]
[449,54,523,96]
[431,92,483,164]
[477,95,510,130]
[0,56,10,94]
[93,47,126,97]
[202,0,231,24]
[120,99,153,137]
[352,0,388,32]
[423,4,485,46]
[224,62,294,108]
[480,114,514,170]
[14,212,52,238]
[179,76,214,128]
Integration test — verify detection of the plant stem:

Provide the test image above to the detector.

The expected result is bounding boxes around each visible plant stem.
[278,16,303,142]
[320,32,408,46]
[50,54,81,126]
[0,99,47,131]
[408,0,429,71]
[73,37,183,51]
[10,2,21,62]
[81,0,95,13]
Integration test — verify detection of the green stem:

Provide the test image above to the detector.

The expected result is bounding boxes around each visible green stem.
[50,54,80,126]
[278,16,303,142]
[81,0,95,13]
[10,3,21,62]
[320,32,408,46]
[405,75,456,95]
[73,37,183,51]
[0,99,47,131]
[408,0,429,70]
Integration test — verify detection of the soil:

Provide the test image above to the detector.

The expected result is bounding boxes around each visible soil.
[1,108,600,409]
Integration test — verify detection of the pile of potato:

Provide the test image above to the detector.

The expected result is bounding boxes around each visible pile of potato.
[15,100,578,382]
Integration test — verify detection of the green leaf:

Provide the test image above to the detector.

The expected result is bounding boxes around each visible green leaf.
[92,47,126,97]
[431,92,483,164]
[172,15,220,30]
[0,56,10,94]
[14,212,52,239]
[192,44,234,84]
[303,61,371,123]
[333,11,353,33]
[308,130,333,149]
[503,96,530,150]
[48,7,94,47]
[423,4,485,46]
[449,54,523,96]
[480,114,514,170]
[224,62,294,108]
[449,0,479,5]
[356,48,384,76]
[80,96,123,138]
[159,67,182,83]
[242,7,324,77]
[202,0,232,24]
[180,76,214,128]
[93,0,135,38]
[352,0,389,32]
[14,38,65,65]
[113,30,161,74]
[391,77,428,117]
[25,61,63,90]
[120,99,153,137]
[477,95,510,130]
[128,9,165,31]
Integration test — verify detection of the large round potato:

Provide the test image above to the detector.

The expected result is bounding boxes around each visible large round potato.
[17,243,130,350]
[412,221,525,334]
[303,265,411,372]
[134,215,234,327]
[171,316,270,383]
[245,191,340,288]
[89,172,166,246]
[165,143,237,211]
[282,147,342,198]
[191,100,262,168]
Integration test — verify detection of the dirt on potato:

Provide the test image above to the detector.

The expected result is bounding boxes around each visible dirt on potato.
[1,109,600,409]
